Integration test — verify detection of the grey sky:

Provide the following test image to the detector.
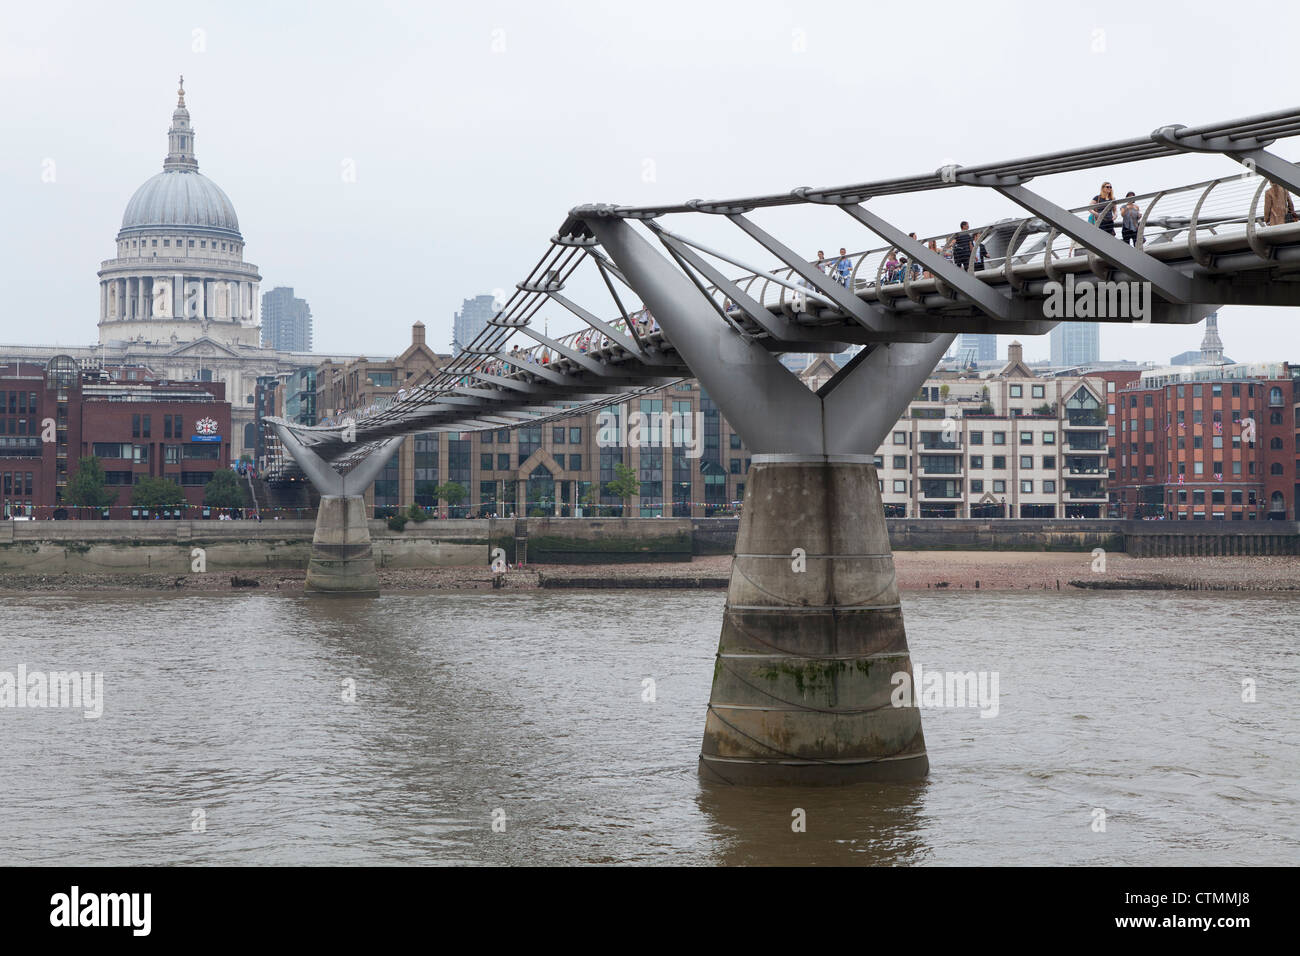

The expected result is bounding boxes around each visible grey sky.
[2,0,1298,365]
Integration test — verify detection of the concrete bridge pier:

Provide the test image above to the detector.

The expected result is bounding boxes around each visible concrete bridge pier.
[307,495,380,596]
[583,213,953,785]
[703,454,928,784]
[269,423,405,597]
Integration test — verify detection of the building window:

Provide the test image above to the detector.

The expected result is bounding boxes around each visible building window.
[1043,455,1055,469]
[969,455,983,469]
[1020,431,1033,445]
[481,453,493,471]
[993,480,1006,493]
[497,453,510,470]
[892,431,907,445]
[1043,432,1056,445]
[992,455,1006,470]
[893,480,907,493]
[1021,480,1033,493]
[1020,455,1033,469]
[1010,385,1022,398]
[969,431,983,445]
[569,454,581,471]
[1043,480,1055,493]
[553,427,566,444]
[971,479,984,493]
[992,432,1006,445]
[1031,385,1044,399]
[570,428,582,444]
[893,455,907,469]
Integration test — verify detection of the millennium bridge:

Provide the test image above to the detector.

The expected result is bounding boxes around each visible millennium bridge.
[266,108,1300,784]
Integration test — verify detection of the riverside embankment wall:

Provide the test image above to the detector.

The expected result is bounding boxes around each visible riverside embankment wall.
[0,517,1296,575]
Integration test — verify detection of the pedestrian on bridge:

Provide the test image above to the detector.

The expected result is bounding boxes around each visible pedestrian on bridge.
[1264,181,1296,226]
[1092,182,1117,236]
[834,248,852,286]
[951,222,974,271]
[1121,192,1141,245]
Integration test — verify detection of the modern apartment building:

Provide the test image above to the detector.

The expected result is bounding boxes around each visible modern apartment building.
[872,342,1110,518]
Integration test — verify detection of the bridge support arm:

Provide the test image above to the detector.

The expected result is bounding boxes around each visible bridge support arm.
[270,422,406,597]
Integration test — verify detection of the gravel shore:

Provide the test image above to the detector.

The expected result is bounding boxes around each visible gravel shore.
[0,550,1295,594]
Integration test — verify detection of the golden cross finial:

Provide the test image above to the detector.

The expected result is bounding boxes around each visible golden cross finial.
[177,74,185,105]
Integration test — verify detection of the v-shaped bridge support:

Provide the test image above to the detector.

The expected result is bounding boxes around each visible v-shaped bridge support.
[583,214,949,785]
[271,423,407,597]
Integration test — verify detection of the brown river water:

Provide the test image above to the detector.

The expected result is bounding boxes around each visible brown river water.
[1,589,1295,865]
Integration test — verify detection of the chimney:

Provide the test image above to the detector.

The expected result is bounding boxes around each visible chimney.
[1007,340,1023,365]
[412,321,426,346]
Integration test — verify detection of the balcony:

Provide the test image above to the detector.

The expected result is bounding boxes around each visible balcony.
[920,490,964,501]
[918,465,963,477]
[1061,442,1107,454]
[1064,462,1107,476]
[917,442,963,453]
[920,480,963,501]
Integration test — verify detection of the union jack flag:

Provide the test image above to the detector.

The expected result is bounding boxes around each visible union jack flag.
[1214,421,1222,434]
[1214,473,1223,481]
[1177,474,1185,485]
[1178,421,1185,429]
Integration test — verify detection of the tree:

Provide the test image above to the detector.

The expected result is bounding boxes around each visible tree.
[64,456,118,510]
[204,469,244,509]
[131,477,186,509]
[939,384,950,400]
[604,462,639,516]
[434,481,466,509]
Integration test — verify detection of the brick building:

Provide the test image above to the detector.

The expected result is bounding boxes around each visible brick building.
[1106,363,1298,520]
[0,355,231,518]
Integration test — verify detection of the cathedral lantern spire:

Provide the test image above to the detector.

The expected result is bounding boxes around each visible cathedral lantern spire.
[164,74,198,172]
[1199,311,1225,365]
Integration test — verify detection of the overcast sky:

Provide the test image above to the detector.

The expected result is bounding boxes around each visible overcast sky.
[2,0,1299,366]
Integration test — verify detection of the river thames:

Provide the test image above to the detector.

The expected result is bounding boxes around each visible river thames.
[1,589,1296,866]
